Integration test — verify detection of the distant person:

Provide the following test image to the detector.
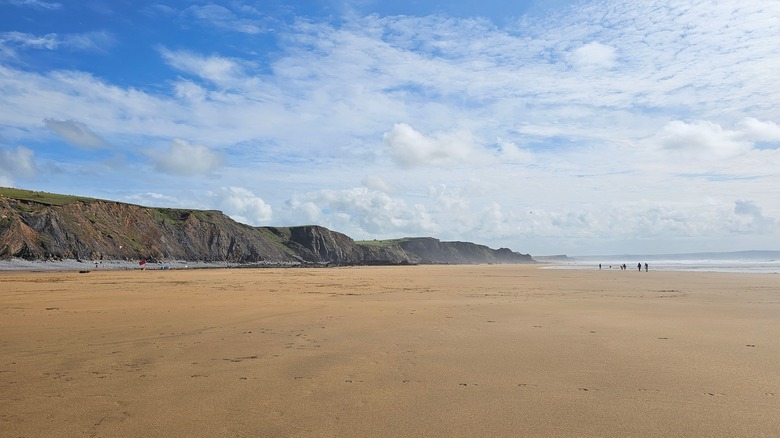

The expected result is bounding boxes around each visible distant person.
[599,263,602,270]
[637,262,642,272]
[645,263,648,272]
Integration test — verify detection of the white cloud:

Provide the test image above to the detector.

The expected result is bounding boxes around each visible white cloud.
[173,80,207,102]
[652,120,750,159]
[211,187,272,225]
[738,118,780,143]
[282,181,779,255]
[121,191,186,208]
[61,31,115,53]
[0,145,37,180]
[730,199,775,234]
[0,31,115,57]
[0,32,58,50]
[43,119,107,149]
[181,4,270,35]
[361,174,394,193]
[290,187,438,236]
[150,139,222,176]
[568,42,617,69]
[7,0,61,10]
[160,48,245,86]
[383,123,483,168]
[496,140,535,163]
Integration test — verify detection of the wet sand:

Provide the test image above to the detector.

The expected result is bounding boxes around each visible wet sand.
[1,265,778,437]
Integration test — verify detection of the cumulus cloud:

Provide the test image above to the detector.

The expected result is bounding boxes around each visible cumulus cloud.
[465,199,778,254]
[730,200,775,234]
[568,42,617,69]
[430,183,469,205]
[173,80,208,102]
[496,140,535,163]
[361,175,394,193]
[151,139,222,176]
[290,187,438,235]
[211,186,272,225]
[120,191,189,209]
[653,120,750,159]
[43,119,107,148]
[0,145,37,180]
[383,123,482,168]
[738,118,780,143]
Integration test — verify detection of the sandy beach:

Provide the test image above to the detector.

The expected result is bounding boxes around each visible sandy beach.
[1,265,778,437]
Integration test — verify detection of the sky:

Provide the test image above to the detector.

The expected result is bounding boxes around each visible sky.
[1,0,779,256]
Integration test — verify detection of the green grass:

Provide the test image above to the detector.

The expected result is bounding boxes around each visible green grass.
[0,187,102,206]
[355,237,413,247]
[153,208,190,225]
[152,207,233,226]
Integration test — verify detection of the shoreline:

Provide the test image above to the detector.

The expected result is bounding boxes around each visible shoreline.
[542,261,780,274]
[2,257,778,274]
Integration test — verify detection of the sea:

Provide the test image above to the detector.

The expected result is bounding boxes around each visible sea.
[542,258,780,274]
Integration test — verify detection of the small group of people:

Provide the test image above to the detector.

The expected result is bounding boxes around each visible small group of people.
[599,262,648,271]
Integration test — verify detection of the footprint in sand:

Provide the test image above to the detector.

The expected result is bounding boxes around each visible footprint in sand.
[223,355,260,363]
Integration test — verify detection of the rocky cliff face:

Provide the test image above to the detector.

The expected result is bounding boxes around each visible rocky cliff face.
[398,237,533,264]
[0,193,534,265]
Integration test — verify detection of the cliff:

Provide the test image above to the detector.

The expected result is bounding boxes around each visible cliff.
[0,188,534,265]
[397,237,532,264]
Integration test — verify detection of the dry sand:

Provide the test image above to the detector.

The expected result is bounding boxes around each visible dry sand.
[1,265,778,437]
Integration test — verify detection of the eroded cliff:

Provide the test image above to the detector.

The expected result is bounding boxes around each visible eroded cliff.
[0,190,534,265]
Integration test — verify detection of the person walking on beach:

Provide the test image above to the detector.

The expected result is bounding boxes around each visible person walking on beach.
[637,262,642,272]
[645,263,648,272]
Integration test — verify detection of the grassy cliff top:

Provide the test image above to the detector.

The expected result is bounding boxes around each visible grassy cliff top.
[0,187,104,206]
[355,237,418,247]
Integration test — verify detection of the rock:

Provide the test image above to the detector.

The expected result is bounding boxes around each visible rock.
[0,190,535,266]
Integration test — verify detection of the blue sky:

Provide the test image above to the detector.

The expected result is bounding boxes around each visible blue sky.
[1,0,779,256]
